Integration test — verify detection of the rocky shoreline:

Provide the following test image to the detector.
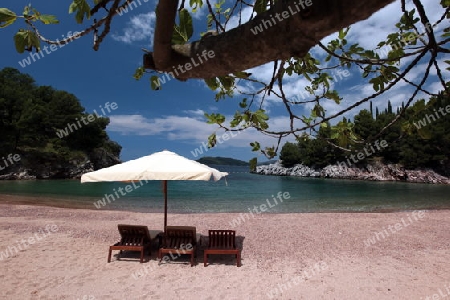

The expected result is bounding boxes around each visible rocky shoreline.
[0,161,94,180]
[253,161,450,184]
[0,148,120,180]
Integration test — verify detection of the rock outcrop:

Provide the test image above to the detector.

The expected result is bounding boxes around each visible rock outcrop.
[254,161,450,184]
[0,148,121,180]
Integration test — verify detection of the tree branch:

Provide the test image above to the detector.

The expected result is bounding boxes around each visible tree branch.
[151,0,179,70]
[144,0,395,79]
[25,0,134,50]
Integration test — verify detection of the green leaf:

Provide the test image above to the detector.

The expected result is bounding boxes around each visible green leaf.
[190,0,203,12]
[369,77,382,92]
[239,98,248,108]
[338,28,349,40]
[172,25,186,45]
[233,71,251,79]
[204,77,219,90]
[172,9,193,44]
[207,14,213,29]
[207,133,217,148]
[301,116,313,126]
[150,75,162,90]
[230,112,242,127]
[133,66,145,80]
[218,76,234,90]
[0,8,17,28]
[179,9,193,40]
[204,113,225,124]
[14,30,28,53]
[215,0,225,10]
[23,5,31,16]
[30,31,40,51]
[324,90,341,104]
[250,109,269,130]
[38,14,59,25]
[254,109,269,121]
[330,131,339,140]
[14,29,40,53]
[242,111,250,123]
[254,0,268,14]
[312,104,324,118]
[263,146,276,159]
[250,141,261,152]
[69,0,91,24]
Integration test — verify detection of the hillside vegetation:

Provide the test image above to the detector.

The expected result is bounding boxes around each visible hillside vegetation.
[0,67,121,178]
[280,92,450,176]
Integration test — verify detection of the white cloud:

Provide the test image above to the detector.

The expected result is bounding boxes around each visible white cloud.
[183,109,206,118]
[112,12,156,44]
[108,114,204,137]
[226,6,255,30]
[107,112,297,150]
[428,81,447,95]
[184,0,217,20]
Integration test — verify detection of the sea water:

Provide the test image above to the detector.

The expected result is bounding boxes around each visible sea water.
[0,166,449,213]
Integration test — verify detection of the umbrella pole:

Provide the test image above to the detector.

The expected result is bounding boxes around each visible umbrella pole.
[163,180,167,233]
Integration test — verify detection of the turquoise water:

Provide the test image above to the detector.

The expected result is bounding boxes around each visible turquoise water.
[0,166,449,213]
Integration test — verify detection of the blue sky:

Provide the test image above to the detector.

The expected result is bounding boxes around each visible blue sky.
[0,0,447,163]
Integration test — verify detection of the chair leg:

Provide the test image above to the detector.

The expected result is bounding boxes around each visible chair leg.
[237,252,241,267]
[158,249,162,263]
[108,248,112,263]
[204,253,208,267]
[191,253,195,267]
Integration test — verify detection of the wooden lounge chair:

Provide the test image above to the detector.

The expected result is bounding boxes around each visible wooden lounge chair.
[158,226,197,267]
[204,230,241,267]
[107,224,154,263]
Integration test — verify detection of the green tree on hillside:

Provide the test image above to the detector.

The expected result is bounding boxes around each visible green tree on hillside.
[0,67,121,176]
[249,157,257,172]
[279,142,302,167]
[279,91,450,175]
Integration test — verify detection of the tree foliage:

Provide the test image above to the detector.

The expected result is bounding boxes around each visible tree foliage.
[279,94,450,175]
[279,142,302,168]
[249,157,257,172]
[0,67,121,174]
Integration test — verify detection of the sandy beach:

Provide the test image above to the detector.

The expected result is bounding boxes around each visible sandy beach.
[0,196,449,300]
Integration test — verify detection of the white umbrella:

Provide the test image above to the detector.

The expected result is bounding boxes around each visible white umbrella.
[81,150,228,231]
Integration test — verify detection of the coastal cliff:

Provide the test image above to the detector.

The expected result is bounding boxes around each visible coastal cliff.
[254,161,450,184]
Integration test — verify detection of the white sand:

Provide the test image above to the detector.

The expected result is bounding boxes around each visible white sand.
[0,200,449,300]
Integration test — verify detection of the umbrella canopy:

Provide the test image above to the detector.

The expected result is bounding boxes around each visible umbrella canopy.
[81,150,228,231]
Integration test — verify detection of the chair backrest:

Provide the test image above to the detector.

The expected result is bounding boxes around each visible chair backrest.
[117,224,151,243]
[164,226,197,246]
[208,230,236,249]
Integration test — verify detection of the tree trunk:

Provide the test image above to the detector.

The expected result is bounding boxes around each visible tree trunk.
[144,0,395,79]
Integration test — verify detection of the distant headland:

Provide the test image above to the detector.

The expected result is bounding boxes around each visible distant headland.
[196,156,249,166]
